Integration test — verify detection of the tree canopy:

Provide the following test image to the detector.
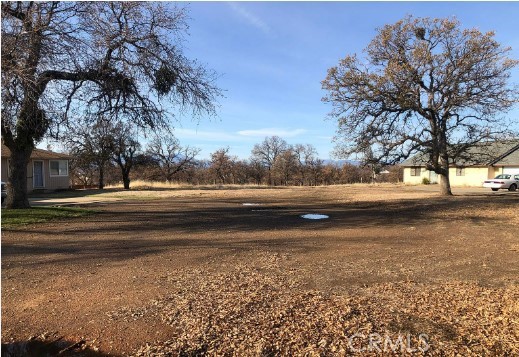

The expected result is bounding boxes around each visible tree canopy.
[1,1,221,207]
[322,16,518,195]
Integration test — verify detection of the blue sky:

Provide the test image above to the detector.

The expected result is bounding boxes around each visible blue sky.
[165,1,519,160]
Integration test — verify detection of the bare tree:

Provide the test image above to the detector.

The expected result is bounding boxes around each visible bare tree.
[322,16,518,195]
[69,155,97,188]
[210,147,237,184]
[272,148,299,186]
[66,117,114,189]
[1,2,220,207]
[251,136,288,185]
[293,144,319,185]
[111,122,140,190]
[146,134,200,183]
[247,158,266,185]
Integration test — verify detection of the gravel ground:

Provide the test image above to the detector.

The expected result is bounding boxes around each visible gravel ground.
[2,184,518,355]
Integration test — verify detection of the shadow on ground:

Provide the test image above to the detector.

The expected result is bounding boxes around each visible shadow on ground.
[2,194,517,268]
[11,194,518,235]
[1,338,108,357]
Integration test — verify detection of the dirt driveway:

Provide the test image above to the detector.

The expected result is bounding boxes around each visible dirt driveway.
[2,185,518,355]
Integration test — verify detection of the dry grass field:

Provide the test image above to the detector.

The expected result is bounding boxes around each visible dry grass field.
[1,184,518,356]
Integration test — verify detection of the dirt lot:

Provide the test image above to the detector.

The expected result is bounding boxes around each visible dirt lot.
[2,184,518,355]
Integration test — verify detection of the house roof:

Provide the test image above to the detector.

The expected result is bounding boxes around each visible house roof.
[492,145,519,166]
[1,144,72,160]
[401,140,519,167]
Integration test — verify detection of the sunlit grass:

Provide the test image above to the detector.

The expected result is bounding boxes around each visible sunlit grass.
[105,180,274,190]
[105,180,186,189]
[1,207,95,228]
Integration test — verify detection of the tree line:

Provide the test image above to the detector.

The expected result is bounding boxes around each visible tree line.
[3,2,516,209]
[66,120,402,189]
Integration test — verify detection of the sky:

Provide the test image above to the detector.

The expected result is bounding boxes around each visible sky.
[44,2,519,160]
[168,1,519,161]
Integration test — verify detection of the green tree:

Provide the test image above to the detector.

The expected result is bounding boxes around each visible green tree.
[322,16,518,195]
[1,2,220,207]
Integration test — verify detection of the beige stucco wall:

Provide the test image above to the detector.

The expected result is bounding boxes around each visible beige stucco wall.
[403,167,435,184]
[447,167,491,187]
[1,158,69,191]
[404,166,496,187]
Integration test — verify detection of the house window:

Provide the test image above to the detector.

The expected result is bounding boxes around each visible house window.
[456,167,465,176]
[410,167,421,176]
[49,160,68,176]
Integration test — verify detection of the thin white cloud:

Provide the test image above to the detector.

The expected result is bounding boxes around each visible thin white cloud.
[174,128,244,142]
[237,128,308,138]
[227,2,271,35]
[174,127,308,143]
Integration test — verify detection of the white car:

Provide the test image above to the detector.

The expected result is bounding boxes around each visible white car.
[483,174,519,191]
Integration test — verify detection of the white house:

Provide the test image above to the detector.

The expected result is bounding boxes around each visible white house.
[1,144,72,192]
[401,140,519,186]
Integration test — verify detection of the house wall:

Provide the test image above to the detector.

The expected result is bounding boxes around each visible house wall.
[490,166,502,177]
[1,158,69,191]
[501,166,519,175]
[403,167,431,184]
[44,159,70,190]
[447,167,491,187]
[404,166,494,186]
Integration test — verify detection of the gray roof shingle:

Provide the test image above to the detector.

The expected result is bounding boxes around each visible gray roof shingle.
[401,140,519,167]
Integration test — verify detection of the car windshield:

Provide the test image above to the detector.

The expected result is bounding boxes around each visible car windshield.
[495,174,511,179]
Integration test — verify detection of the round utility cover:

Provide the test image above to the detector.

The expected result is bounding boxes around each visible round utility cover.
[301,214,329,220]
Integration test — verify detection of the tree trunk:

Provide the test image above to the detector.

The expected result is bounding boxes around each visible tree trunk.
[121,165,130,188]
[118,161,131,189]
[6,146,33,208]
[439,174,453,195]
[98,164,105,190]
[437,132,453,196]
[123,175,130,190]
[438,156,453,196]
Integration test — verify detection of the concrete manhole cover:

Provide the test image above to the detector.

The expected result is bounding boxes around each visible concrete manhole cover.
[301,214,329,220]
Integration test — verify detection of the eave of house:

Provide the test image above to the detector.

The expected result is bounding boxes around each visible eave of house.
[1,144,72,160]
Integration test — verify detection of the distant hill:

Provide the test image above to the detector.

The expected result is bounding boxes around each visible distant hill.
[321,159,360,167]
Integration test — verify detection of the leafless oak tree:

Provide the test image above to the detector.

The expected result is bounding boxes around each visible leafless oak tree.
[251,136,288,185]
[1,2,220,207]
[322,16,518,195]
[210,147,237,184]
[66,117,114,190]
[293,144,320,185]
[146,133,200,183]
[111,122,140,190]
